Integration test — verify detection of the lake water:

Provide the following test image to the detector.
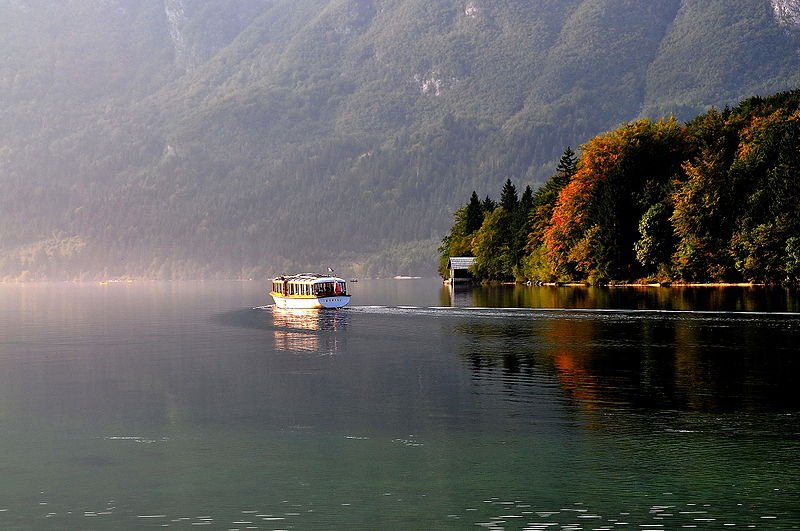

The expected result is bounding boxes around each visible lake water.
[0,279,799,529]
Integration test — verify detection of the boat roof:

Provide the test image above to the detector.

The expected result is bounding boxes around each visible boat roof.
[272,273,346,284]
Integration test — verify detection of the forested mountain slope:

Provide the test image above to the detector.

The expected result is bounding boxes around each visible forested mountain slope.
[1,0,799,279]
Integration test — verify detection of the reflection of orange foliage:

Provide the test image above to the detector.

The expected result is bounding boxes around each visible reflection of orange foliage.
[546,319,602,412]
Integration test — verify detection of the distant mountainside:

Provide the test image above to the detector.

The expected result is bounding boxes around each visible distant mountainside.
[1,0,799,280]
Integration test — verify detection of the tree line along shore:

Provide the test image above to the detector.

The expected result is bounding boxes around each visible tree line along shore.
[439,90,800,285]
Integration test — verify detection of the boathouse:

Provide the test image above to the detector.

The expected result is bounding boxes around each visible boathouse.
[447,256,477,283]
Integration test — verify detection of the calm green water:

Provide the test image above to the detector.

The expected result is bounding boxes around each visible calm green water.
[0,280,798,529]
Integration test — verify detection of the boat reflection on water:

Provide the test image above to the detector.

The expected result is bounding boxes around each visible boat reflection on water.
[270,307,348,355]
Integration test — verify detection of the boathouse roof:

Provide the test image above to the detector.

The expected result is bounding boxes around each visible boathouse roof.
[447,257,477,270]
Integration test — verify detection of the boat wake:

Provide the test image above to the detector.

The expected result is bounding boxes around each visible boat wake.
[343,305,800,321]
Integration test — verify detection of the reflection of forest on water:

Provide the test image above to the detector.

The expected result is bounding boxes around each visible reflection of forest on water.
[442,283,800,313]
[270,308,348,355]
[449,312,800,415]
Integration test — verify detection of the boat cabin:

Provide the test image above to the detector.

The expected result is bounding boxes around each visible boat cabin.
[272,274,348,297]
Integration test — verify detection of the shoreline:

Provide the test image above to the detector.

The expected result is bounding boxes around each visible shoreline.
[448,280,786,288]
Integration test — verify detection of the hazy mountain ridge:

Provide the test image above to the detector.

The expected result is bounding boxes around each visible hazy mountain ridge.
[1,0,799,280]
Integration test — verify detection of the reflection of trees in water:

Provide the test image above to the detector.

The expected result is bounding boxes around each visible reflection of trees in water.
[443,284,800,312]
[453,321,540,376]
[451,314,800,414]
[670,318,800,413]
[445,284,701,309]
[270,308,348,355]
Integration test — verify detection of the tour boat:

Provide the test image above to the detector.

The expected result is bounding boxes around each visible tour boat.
[270,273,351,309]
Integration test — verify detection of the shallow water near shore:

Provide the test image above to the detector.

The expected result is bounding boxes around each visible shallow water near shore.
[0,280,798,528]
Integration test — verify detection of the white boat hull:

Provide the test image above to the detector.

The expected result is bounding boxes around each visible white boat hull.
[271,293,351,309]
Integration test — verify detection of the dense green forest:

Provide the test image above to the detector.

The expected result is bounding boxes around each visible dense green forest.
[439,90,800,284]
[1,0,800,280]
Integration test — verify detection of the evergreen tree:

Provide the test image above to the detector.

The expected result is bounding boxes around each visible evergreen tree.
[512,185,536,277]
[465,191,484,234]
[500,178,518,211]
[519,185,534,214]
[555,147,578,184]
[482,195,497,213]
